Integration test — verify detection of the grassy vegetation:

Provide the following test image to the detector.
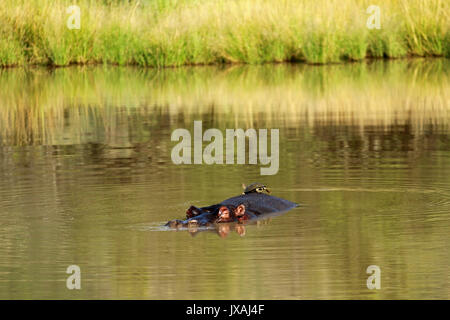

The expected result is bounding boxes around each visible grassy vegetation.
[0,0,448,67]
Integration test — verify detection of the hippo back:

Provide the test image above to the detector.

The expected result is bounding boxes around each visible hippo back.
[220,193,298,216]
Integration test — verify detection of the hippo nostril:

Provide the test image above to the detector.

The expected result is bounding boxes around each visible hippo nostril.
[188,220,198,227]
[166,220,182,228]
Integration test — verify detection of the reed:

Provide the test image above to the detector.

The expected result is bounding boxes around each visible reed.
[0,0,448,67]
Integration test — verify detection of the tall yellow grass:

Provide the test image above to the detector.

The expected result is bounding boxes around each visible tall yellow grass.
[0,0,448,67]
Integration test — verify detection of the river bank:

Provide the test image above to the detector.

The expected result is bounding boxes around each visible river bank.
[1,0,449,68]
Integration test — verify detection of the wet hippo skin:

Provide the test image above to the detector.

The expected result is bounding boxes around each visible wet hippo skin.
[165,193,299,228]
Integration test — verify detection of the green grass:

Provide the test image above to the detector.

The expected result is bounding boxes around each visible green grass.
[0,0,448,68]
[0,37,24,66]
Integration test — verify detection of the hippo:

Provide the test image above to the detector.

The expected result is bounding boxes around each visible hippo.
[165,192,299,229]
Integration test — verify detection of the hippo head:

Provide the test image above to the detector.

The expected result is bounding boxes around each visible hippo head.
[166,204,247,229]
[216,204,246,223]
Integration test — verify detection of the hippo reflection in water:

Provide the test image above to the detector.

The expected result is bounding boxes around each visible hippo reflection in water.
[165,188,299,236]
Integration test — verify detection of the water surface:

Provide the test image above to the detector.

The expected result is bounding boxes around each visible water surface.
[0,60,449,299]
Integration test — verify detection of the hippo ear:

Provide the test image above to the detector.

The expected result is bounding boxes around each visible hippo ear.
[235,204,246,216]
[218,206,230,217]
[217,206,231,223]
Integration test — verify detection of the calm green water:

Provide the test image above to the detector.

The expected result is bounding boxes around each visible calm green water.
[0,60,449,299]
